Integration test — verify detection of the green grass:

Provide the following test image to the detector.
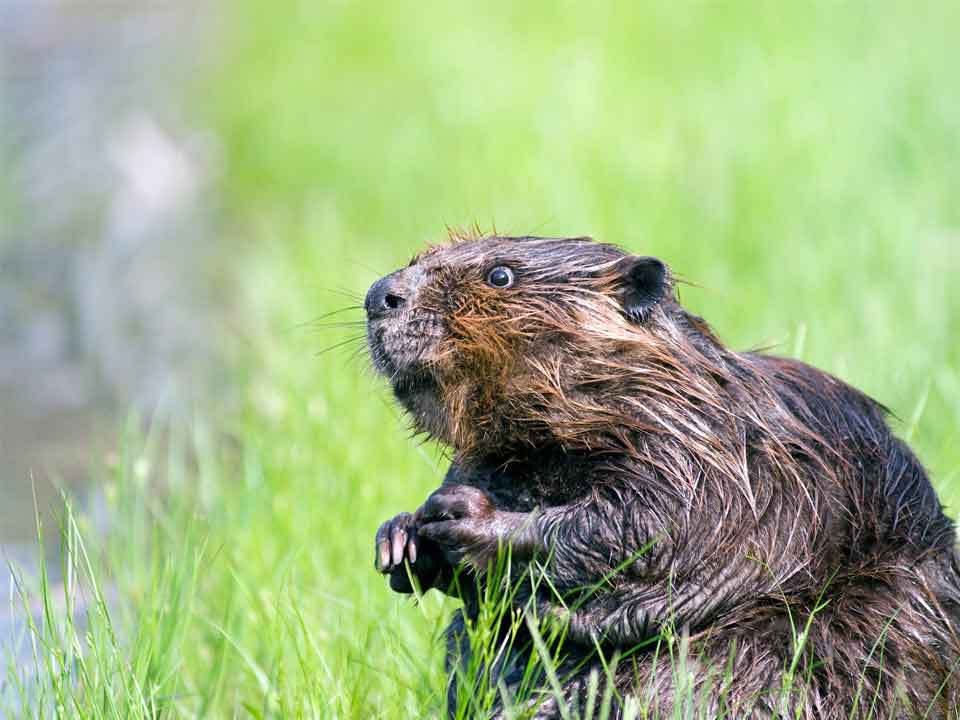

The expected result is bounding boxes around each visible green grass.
[5,1,960,716]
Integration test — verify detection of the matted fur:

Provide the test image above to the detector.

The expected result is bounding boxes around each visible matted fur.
[368,234,960,718]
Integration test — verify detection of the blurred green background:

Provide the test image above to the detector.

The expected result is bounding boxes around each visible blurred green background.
[217,0,959,495]
[3,1,959,715]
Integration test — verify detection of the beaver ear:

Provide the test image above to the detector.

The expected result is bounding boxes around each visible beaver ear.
[620,256,668,322]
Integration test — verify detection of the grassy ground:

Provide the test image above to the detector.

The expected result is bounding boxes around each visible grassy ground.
[5,1,960,716]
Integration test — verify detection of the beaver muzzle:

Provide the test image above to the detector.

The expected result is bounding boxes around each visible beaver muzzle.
[365,272,408,319]
[364,268,442,400]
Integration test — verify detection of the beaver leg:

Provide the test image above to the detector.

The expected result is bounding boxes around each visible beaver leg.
[416,484,544,569]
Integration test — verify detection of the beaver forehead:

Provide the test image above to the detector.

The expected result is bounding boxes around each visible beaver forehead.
[413,236,629,277]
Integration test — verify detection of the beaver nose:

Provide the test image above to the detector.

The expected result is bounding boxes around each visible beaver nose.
[365,275,407,318]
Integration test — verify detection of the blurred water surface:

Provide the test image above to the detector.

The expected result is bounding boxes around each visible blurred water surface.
[0,1,228,549]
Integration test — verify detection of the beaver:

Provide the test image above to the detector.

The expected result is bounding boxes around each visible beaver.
[366,234,960,718]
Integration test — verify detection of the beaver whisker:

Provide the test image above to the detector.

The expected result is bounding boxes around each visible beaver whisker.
[315,335,365,357]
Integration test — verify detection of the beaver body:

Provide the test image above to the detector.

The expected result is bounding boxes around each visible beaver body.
[367,235,960,718]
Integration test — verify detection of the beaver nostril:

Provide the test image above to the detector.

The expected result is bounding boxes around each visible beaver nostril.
[384,293,405,310]
[365,275,408,318]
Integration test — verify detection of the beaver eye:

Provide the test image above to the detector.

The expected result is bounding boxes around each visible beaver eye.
[486,266,515,288]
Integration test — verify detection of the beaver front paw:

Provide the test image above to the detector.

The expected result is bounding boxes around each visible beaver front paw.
[417,485,503,568]
[374,511,448,593]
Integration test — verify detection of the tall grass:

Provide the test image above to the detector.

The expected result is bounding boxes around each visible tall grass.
[5,0,960,716]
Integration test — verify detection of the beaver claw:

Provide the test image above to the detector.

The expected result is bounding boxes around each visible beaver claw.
[375,512,417,573]
[374,511,451,593]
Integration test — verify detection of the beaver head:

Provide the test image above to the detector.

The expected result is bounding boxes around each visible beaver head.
[365,234,729,461]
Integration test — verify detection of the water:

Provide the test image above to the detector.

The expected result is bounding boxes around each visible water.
[1,0,227,660]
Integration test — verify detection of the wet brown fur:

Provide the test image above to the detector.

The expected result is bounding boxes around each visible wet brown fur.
[368,234,960,718]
